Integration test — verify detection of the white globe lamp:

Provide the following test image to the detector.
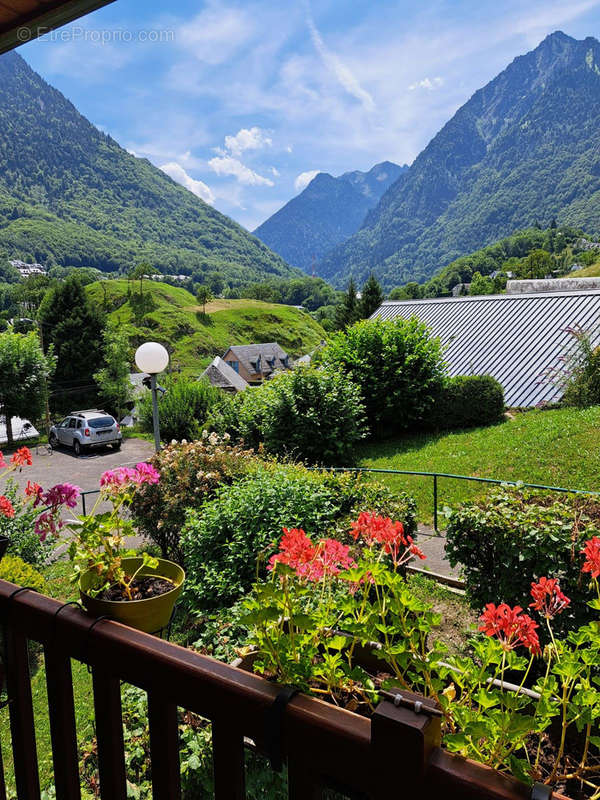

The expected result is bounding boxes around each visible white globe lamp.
[135,342,169,375]
[135,342,169,451]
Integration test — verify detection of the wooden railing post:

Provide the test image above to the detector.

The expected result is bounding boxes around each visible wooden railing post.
[370,691,441,799]
[91,670,128,800]
[148,694,181,800]
[4,627,41,800]
[211,720,246,800]
[44,645,81,800]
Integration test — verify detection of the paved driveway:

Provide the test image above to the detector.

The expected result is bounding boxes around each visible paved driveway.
[10,437,155,516]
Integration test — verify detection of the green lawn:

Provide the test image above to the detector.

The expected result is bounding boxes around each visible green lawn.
[356,406,600,524]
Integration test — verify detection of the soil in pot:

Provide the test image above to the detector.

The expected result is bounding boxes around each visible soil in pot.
[101,576,174,602]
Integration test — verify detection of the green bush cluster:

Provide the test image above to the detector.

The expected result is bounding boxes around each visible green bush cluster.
[181,465,417,612]
[445,487,600,633]
[0,555,47,594]
[138,376,221,443]
[319,317,446,437]
[131,435,260,562]
[210,366,367,466]
[430,375,505,430]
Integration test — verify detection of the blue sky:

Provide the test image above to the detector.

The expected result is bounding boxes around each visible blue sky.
[17,0,600,230]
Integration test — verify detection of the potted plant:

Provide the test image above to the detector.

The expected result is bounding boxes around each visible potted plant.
[238,512,600,798]
[65,463,184,635]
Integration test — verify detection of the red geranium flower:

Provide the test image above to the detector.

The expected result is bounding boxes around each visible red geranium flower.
[582,537,600,580]
[0,496,15,519]
[315,538,355,578]
[479,603,540,655]
[0,452,7,469]
[10,447,32,467]
[25,481,43,500]
[350,512,425,565]
[529,577,570,619]
[269,529,355,582]
[269,528,315,573]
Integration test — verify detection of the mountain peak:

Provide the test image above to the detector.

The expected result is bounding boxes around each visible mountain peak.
[541,30,575,45]
[318,31,600,289]
[254,161,406,271]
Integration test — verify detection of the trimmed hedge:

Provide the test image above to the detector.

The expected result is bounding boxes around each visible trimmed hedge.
[431,375,504,430]
[445,487,600,633]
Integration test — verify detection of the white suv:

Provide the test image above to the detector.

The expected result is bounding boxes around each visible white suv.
[49,410,122,456]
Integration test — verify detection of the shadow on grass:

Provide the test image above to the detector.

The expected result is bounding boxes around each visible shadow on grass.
[357,418,509,462]
[195,311,215,326]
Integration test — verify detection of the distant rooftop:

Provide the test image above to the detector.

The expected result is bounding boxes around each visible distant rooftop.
[372,290,600,407]
[223,342,290,377]
[201,357,249,392]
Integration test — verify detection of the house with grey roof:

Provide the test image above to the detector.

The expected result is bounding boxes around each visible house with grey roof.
[201,357,249,392]
[372,290,600,407]
[221,343,291,384]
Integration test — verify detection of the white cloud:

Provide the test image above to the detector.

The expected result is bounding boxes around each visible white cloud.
[208,155,274,186]
[160,162,215,204]
[178,3,255,65]
[224,126,272,156]
[409,76,444,91]
[270,167,280,177]
[294,169,320,192]
[306,11,375,111]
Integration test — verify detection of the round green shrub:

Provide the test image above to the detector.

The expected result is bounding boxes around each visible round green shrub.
[430,375,505,429]
[445,487,600,634]
[0,555,47,594]
[210,366,367,466]
[319,318,446,437]
[181,468,341,610]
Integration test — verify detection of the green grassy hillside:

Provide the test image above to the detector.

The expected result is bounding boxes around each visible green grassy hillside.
[86,280,327,375]
[569,261,600,278]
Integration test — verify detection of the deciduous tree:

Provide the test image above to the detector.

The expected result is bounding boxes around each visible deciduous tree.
[94,321,133,420]
[0,331,54,445]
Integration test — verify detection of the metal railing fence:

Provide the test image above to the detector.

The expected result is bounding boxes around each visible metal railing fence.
[80,469,600,531]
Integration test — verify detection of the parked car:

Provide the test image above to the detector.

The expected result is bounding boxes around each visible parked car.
[49,410,122,456]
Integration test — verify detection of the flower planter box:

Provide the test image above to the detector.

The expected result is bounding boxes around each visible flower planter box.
[80,556,184,634]
[232,651,571,800]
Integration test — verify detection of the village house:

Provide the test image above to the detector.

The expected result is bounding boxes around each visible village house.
[220,342,291,384]
[201,356,249,392]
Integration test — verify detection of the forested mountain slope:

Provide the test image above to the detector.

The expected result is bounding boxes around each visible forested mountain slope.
[0,52,294,285]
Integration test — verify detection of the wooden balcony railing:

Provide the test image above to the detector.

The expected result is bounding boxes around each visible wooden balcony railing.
[0,580,567,800]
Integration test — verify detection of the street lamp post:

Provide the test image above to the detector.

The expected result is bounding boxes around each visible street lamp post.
[134,342,169,452]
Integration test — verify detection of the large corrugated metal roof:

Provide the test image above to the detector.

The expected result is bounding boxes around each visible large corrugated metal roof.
[371,290,600,407]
